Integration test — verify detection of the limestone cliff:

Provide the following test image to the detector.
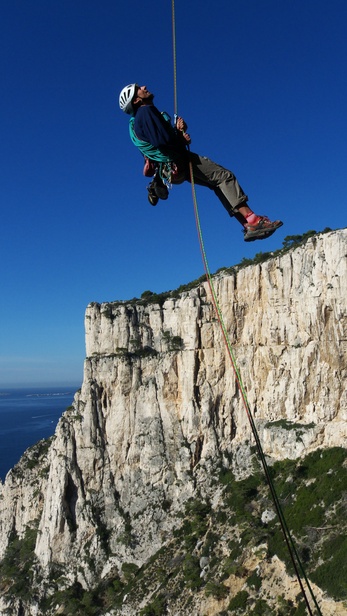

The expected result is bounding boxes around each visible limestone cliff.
[0,228,346,615]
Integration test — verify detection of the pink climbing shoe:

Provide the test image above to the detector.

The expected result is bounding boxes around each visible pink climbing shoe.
[243,217,283,242]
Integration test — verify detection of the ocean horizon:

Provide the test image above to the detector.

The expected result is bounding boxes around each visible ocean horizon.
[0,385,80,481]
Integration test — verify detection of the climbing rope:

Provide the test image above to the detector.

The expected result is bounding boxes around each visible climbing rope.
[171,1,322,614]
[171,0,178,122]
[189,171,321,616]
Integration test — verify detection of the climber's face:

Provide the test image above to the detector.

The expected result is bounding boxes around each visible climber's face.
[133,85,154,105]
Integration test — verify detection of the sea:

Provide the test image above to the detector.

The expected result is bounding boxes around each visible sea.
[0,386,80,482]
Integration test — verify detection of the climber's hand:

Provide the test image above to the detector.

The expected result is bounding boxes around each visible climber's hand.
[176,116,187,132]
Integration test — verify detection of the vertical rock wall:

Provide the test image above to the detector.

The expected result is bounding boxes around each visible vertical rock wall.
[0,229,346,590]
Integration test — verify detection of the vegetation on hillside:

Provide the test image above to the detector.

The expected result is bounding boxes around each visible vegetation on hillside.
[1,446,346,614]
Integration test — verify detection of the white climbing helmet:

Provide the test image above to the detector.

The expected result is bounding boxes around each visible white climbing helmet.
[119,83,137,114]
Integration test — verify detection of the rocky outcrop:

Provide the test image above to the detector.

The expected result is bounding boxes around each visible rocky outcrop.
[0,228,346,615]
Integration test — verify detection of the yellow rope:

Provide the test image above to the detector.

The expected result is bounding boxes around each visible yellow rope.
[171,0,178,120]
[170,3,322,613]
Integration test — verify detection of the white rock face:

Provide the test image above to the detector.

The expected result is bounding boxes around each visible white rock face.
[0,229,346,603]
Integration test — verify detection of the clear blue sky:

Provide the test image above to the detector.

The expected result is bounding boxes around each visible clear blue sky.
[1,0,346,387]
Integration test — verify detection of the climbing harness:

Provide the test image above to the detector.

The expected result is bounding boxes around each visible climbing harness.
[171,1,322,614]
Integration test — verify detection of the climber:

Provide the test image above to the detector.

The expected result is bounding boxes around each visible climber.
[119,83,283,242]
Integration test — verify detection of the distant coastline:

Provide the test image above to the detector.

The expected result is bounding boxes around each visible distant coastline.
[0,386,80,481]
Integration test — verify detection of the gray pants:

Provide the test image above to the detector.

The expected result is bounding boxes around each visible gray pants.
[182,152,248,217]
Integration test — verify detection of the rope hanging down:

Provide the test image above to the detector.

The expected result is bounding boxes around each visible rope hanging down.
[171,0,178,122]
[170,2,322,614]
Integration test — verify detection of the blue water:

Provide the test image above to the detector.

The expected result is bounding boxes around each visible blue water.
[0,387,79,481]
